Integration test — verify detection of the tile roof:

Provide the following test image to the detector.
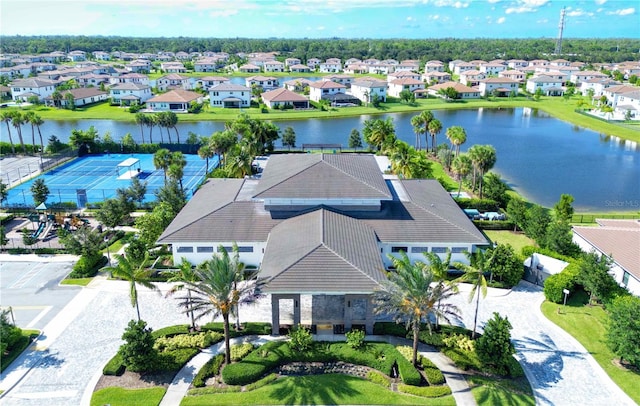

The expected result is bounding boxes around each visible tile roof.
[209,83,250,91]
[110,82,150,90]
[10,78,57,87]
[261,88,309,102]
[310,80,345,89]
[253,154,391,200]
[148,89,201,103]
[352,79,387,88]
[573,220,640,280]
[261,208,386,294]
[429,81,479,93]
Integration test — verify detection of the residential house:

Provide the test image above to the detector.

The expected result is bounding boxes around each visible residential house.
[394,62,419,72]
[194,58,223,72]
[147,89,203,112]
[499,70,526,83]
[613,90,640,119]
[289,64,311,73]
[351,79,387,104]
[125,60,151,73]
[428,81,480,99]
[363,58,381,65]
[283,78,315,92]
[550,58,571,67]
[114,73,150,86]
[196,76,230,91]
[507,59,528,69]
[264,60,285,73]
[156,74,191,91]
[10,78,58,102]
[528,59,549,67]
[387,71,421,82]
[422,71,452,84]
[238,64,261,73]
[459,70,486,87]
[160,62,187,73]
[479,62,507,76]
[526,75,564,96]
[157,154,488,335]
[209,83,251,108]
[93,51,111,61]
[76,73,111,88]
[285,57,301,67]
[424,61,445,72]
[109,83,153,105]
[44,88,108,107]
[453,62,476,75]
[448,59,464,72]
[245,76,279,90]
[478,78,519,97]
[261,88,309,109]
[345,58,362,66]
[570,70,608,85]
[368,63,395,75]
[343,64,368,75]
[67,50,86,61]
[175,52,190,60]
[468,60,487,69]
[307,58,321,69]
[579,78,620,97]
[309,80,346,102]
[320,59,342,73]
[573,220,640,296]
[322,75,355,88]
[387,78,425,98]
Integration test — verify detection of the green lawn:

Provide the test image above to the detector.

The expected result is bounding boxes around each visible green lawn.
[429,160,458,191]
[540,292,640,404]
[60,277,93,286]
[7,95,638,142]
[484,230,535,254]
[90,387,166,406]
[181,374,455,405]
[469,375,535,406]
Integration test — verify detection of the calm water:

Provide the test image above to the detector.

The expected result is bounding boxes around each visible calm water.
[2,108,638,211]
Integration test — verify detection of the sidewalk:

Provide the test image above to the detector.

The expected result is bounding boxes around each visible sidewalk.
[157,334,476,406]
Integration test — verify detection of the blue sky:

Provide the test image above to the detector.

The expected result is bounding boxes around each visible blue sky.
[1,0,638,39]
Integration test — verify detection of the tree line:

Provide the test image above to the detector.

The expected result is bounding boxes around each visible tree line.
[2,36,639,63]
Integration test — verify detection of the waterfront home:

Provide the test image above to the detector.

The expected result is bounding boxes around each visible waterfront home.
[387,78,424,98]
[478,77,519,97]
[76,73,111,88]
[499,70,526,83]
[422,71,452,84]
[428,81,480,99]
[261,88,309,109]
[570,70,608,85]
[285,57,302,67]
[289,64,312,73]
[147,89,203,112]
[264,60,285,73]
[194,57,224,72]
[351,79,388,104]
[160,62,187,73]
[322,74,355,87]
[309,80,346,102]
[283,78,315,92]
[245,75,279,90]
[307,58,321,69]
[320,59,342,73]
[209,83,251,108]
[112,73,150,86]
[343,64,368,75]
[579,78,620,97]
[525,75,564,96]
[10,78,58,102]
[239,64,261,73]
[44,88,108,107]
[573,220,640,297]
[109,82,153,105]
[196,76,230,91]
[156,74,191,91]
[459,70,486,87]
[157,154,488,334]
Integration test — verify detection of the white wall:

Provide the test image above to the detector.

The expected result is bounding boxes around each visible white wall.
[172,241,266,268]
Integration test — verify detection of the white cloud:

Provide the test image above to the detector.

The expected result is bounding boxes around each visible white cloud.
[317,25,326,30]
[505,0,549,14]
[595,0,607,4]
[488,0,501,3]
[496,16,506,24]
[606,7,635,16]
[566,9,594,17]
[536,18,548,23]
[209,9,238,18]
[407,16,415,21]
[431,0,469,8]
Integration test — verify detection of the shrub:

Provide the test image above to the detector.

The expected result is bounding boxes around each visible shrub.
[152,325,190,338]
[475,312,515,376]
[442,347,481,371]
[373,322,409,337]
[366,370,391,387]
[473,220,516,230]
[230,342,254,361]
[155,348,199,372]
[543,262,580,303]
[397,354,422,385]
[103,353,126,376]
[154,331,222,351]
[423,366,446,385]
[442,333,475,352]
[69,254,107,278]
[193,354,224,387]
[395,345,420,363]
[419,331,445,347]
[222,340,283,385]
[345,329,366,350]
[288,326,313,352]
[118,320,158,373]
[398,384,452,398]
[455,198,499,212]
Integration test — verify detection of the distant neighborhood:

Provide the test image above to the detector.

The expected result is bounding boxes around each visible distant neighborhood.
[1,49,639,120]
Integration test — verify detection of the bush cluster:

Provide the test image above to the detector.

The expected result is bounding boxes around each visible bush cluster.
[442,347,481,371]
[288,326,313,352]
[154,348,199,372]
[473,220,515,230]
[455,198,500,212]
[397,354,422,386]
[398,384,452,398]
[153,331,222,352]
[420,358,445,385]
[102,353,125,376]
[442,333,475,352]
[543,262,580,304]
[366,370,391,387]
[345,329,366,349]
[230,343,254,362]
[193,354,224,387]
[69,254,106,278]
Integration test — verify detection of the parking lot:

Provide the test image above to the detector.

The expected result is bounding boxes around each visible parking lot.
[0,257,80,330]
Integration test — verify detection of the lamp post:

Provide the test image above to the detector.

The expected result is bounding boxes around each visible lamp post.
[562,288,570,314]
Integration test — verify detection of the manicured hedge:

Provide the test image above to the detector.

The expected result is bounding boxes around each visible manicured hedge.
[201,322,271,337]
[155,348,199,372]
[543,262,580,304]
[193,354,224,387]
[420,358,445,385]
[398,384,452,398]
[152,325,190,338]
[397,354,422,386]
[473,220,515,230]
[103,353,125,376]
[442,347,481,371]
[68,254,107,278]
[366,370,391,387]
[455,198,500,212]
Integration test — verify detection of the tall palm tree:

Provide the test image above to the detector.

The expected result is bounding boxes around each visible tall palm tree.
[175,246,262,364]
[454,250,494,339]
[363,117,396,152]
[422,249,457,329]
[410,114,425,150]
[451,153,472,196]
[166,258,200,331]
[105,253,159,322]
[198,143,214,174]
[225,144,252,178]
[419,110,434,151]
[31,114,45,153]
[389,141,416,179]
[135,113,147,144]
[10,111,26,154]
[210,130,237,169]
[153,148,172,183]
[24,111,37,150]
[165,111,180,144]
[468,145,496,198]
[374,252,460,366]
[0,111,16,154]
[147,114,157,144]
[446,126,467,157]
[427,118,443,155]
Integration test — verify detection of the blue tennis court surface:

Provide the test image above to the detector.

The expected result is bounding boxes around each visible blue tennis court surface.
[5,153,217,207]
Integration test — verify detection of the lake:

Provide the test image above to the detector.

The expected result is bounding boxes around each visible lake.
[4,108,639,212]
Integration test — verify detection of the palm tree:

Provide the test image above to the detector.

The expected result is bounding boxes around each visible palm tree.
[31,114,45,153]
[175,246,262,364]
[225,144,252,178]
[165,111,180,144]
[51,90,62,108]
[153,148,172,183]
[198,143,215,174]
[210,130,237,169]
[168,152,186,190]
[10,111,26,154]
[427,118,443,155]
[410,114,425,150]
[147,114,157,144]
[105,254,159,322]
[156,112,171,143]
[451,153,472,196]
[446,126,467,157]
[0,111,16,154]
[422,249,457,329]
[166,258,200,331]
[389,141,415,179]
[454,250,494,339]
[24,111,37,150]
[468,145,496,198]
[135,113,147,144]
[362,117,395,152]
[374,252,460,366]
[419,110,434,151]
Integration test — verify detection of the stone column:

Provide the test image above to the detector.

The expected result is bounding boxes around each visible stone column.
[365,295,374,335]
[271,295,280,335]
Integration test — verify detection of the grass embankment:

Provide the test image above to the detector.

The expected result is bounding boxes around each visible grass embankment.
[469,375,535,406]
[90,387,166,406]
[0,329,39,373]
[483,230,535,253]
[540,291,640,404]
[60,278,93,286]
[180,374,455,406]
[8,94,638,142]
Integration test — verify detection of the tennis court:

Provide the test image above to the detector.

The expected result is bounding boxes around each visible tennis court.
[4,153,216,208]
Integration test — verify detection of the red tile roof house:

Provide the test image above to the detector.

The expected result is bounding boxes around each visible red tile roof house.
[245,75,279,90]
[209,83,251,108]
[288,64,312,73]
[146,89,203,112]
[285,57,302,67]
[157,154,489,335]
[459,70,486,87]
[322,74,355,87]
[573,220,640,296]
[108,82,153,106]
[387,78,425,98]
[424,60,445,72]
[196,76,230,91]
[283,78,315,92]
[238,63,261,73]
[428,81,480,99]
[478,78,519,97]
[525,75,564,96]
[499,70,526,83]
[387,71,421,82]
[263,60,285,73]
[422,71,452,84]
[309,80,346,102]
[261,88,309,109]
[156,74,191,91]
[44,88,108,107]
[160,62,187,73]
[351,79,388,104]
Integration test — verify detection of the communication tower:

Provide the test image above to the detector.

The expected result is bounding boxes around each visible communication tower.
[555,7,566,55]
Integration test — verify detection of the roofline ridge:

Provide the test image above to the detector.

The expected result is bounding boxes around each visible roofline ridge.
[320,242,381,286]
[160,200,234,240]
[322,155,391,197]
